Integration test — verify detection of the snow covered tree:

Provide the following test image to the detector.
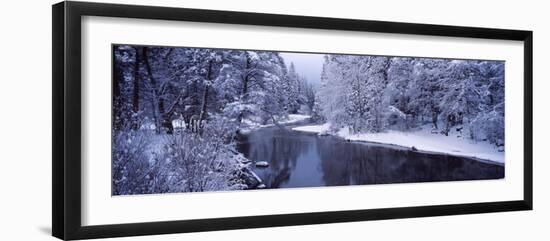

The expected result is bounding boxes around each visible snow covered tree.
[466,61,505,146]
[386,57,415,129]
[317,55,352,129]
[407,58,448,129]
[213,50,290,125]
[284,63,301,114]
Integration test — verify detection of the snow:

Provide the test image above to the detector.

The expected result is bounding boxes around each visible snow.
[242,119,259,127]
[238,128,252,135]
[293,124,504,164]
[279,114,311,125]
[172,118,186,129]
[387,105,406,119]
[292,123,331,134]
[241,114,311,131]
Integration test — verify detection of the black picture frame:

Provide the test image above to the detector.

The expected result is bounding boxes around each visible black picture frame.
[52,1,533,240]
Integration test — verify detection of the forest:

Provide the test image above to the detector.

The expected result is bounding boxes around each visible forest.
[316,55,505,145]
[112,45,314,194]
[112,45,505,195]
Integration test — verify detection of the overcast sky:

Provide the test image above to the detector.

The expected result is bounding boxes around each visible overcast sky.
[280,52,324,85]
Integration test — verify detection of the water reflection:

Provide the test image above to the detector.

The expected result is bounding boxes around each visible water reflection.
[235,127,504,189]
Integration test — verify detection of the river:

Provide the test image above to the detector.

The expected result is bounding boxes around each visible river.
[235,124,504,189]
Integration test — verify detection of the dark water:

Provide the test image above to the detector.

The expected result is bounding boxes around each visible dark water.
[235,126,504,189]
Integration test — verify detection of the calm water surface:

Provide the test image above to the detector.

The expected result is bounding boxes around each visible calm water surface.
[235,126,504,189]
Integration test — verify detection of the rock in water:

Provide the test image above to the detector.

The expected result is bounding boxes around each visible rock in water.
[318,131,329,136]
[255,161,269,167]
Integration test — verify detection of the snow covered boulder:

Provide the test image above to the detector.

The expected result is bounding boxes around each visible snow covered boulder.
[233,154,252,164]
[257,184,266,189]
[240,158,252,164]
[255,161,269,167]
[237,128,252,135]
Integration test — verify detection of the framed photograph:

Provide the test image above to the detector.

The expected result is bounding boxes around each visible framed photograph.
[52,1,533,240]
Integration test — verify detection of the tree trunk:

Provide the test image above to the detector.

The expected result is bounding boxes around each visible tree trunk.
[237,56,251,123]
[131,47,142,130]
[159,83,175,134]
[432,112,438,129]
[237,77,248,123]
[113,52,124,130]
[160,103,173,134]
[144,47,164,134]
[198,61,212,127]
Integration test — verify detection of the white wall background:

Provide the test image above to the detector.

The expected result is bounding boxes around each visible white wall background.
[0,0,547,240]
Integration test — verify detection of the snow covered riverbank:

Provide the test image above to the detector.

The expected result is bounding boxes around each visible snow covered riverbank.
[241,114,311,131]
[292,124,504,164]
[277,114,311,125]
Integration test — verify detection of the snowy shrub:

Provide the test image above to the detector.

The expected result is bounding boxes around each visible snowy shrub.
[154,117,245,193]
[112,130,156,195]
[468,103,505,146]
[112,115,246,195]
